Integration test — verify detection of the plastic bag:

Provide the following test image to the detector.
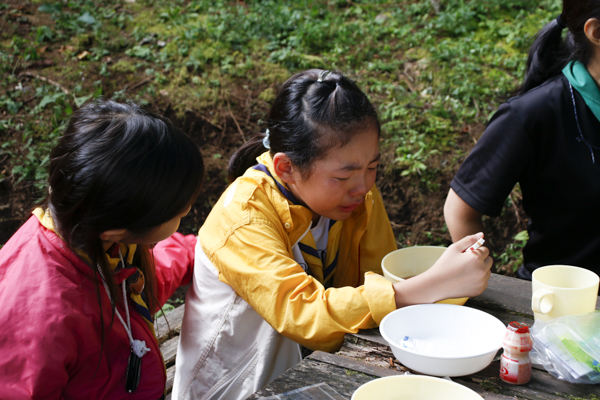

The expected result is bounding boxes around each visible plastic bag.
[530,310,600,384]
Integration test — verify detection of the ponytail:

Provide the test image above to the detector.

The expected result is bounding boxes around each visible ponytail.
[520,16,570,94]
[521,0,600,94]
[227,133,268,183]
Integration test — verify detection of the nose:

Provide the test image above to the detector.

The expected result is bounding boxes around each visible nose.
[348,174,369,198]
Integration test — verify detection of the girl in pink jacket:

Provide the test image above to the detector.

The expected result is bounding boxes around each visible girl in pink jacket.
[0,99,204,399]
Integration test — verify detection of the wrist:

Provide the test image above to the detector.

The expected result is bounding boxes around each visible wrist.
[392,274,442,308]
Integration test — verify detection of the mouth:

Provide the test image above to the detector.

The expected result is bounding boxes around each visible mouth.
[339,202,361,213]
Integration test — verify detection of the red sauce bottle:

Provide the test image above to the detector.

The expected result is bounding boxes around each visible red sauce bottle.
[500,321,533,385]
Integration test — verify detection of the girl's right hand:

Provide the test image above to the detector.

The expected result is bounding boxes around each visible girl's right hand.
[392,233,493,308]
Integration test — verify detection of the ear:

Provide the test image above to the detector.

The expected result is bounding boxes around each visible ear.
[272,152,297,184]
[99,228,128,243]
[584,18,600,46]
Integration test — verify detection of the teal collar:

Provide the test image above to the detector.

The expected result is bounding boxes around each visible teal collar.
[562,60,600,123]
[562,60,600,163]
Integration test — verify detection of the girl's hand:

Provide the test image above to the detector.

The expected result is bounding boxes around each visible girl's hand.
[392,233,493,308]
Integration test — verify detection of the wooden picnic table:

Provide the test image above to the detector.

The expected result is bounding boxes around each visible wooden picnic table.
[159,273,600,399]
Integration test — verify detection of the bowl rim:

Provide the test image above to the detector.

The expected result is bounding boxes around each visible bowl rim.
[379,304,505,360]
[352,375,483,399]
[381,245,447,282]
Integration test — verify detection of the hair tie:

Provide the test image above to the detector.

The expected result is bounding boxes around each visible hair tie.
[556,14,566,30]
[317,70,331,83]
[262,129,271,150]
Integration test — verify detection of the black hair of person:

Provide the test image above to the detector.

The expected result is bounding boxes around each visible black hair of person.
[227,69,380,183]
[521,0,600,94]
[46,98,204,354]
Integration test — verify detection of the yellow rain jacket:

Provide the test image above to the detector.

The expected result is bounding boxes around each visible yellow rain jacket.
[173,152,397,400]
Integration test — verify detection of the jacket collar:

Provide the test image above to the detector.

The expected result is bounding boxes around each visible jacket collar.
[247,152,311,244]
[32,208,137,283]
[253,152,290,198]
[31,212,94,278]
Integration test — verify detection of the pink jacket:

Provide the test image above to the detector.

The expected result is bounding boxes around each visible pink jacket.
[0,216,196,399]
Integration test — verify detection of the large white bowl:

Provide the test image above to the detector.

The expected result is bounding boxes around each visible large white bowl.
[381,246,469,305]
[380,304,506,377]
[351,375,483,400]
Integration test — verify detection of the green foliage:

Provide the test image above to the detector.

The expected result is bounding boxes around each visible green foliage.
[117,0,558,180]
[155,303,175,318]
[495,230,529,273]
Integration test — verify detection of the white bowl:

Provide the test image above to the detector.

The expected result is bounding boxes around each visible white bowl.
[351,375,483,400]
[380,304,506,377]
[381,246,469,305]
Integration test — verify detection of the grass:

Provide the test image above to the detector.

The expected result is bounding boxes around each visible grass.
[0,0,562,268]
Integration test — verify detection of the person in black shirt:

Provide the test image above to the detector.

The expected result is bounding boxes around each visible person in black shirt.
[444,0,600,280]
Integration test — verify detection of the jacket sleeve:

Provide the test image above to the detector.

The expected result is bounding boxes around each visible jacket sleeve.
[151,232,196,309]
[211,220,396,353]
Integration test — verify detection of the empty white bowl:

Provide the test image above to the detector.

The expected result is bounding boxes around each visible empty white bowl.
[381,246,469,305]
[380,304,506,377]
[351,375,483,400]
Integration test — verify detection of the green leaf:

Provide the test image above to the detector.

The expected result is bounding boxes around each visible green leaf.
[514,230,529,242]
[38,3,62,13]
[77,12,96,25]
[38,93,64,109]
[4,100,22,114]
[126,45,152,59]
[74,94,93,107]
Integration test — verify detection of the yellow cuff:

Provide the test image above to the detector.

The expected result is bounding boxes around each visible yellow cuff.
[364,271,396,324]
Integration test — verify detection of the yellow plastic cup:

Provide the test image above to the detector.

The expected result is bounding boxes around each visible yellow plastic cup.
[531,265,599,322]
[381,246,469,306]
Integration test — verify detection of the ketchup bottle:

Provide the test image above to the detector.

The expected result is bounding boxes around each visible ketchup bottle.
[500,321,533,385]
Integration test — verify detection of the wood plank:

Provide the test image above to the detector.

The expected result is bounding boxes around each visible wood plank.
[160,336,179,368]
[165,365,175,398]
[351,327,388,346]
[248,355,526,400]
[308,351,402,378]
[246,357,377,399]
[157,305,183,397]
[155,304,185,345]
[470,273,535,317]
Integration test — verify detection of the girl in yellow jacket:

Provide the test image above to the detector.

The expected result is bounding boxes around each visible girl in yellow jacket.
[172,69,492,400]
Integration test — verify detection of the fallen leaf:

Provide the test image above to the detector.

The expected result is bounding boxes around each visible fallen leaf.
[58,45,75,53]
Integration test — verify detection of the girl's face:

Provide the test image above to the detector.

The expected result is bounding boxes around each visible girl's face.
[288,129,380,223]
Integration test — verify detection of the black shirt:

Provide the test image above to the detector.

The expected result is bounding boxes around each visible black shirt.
[451,75,600,275]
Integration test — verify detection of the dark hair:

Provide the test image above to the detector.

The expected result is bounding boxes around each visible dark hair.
[521,0,600,93]
[47,99,204,328]
[228,69,380,182]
